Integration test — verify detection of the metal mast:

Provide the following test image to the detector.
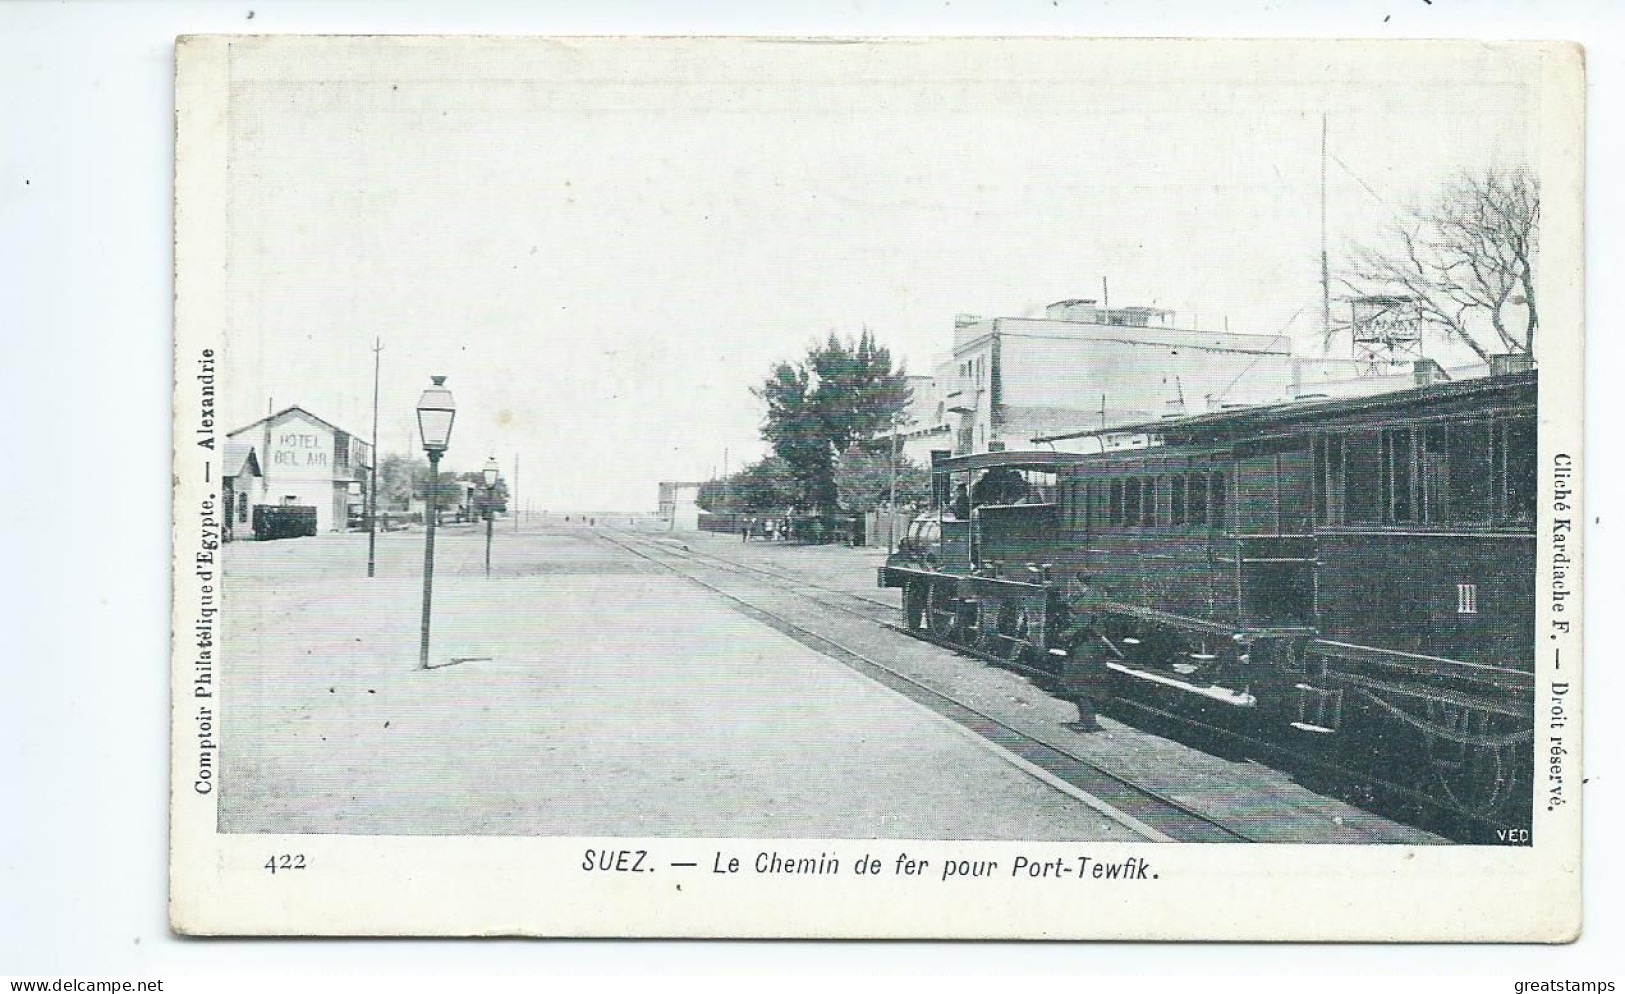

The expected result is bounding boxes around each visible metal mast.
[1320,112,1332,341]
[367,338,382,577]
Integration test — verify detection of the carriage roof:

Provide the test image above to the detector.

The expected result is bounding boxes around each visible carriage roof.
[930,450,1094,474]
[1030,369,1536,446]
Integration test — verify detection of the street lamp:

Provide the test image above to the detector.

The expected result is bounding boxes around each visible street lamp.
[482,455,499,577]
[416,375,456,669]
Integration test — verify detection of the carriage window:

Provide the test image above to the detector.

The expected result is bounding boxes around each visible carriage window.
[1170,475,1186,524]
[1503,419,1537,523]
[1313,439,1326,522]
[1343,431,1382,524]
[1142,477,1158,527]
[1188,473,1207,523]
[1384,428,1414,523]
[1449,423,1493,523]
[1210,472,1227,529]
[1109,479,1124,525]
[1420,426,1449,523]
[1124,477,1141,527]
[1315,435,1345,525]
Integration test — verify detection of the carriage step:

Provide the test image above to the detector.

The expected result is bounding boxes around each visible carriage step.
[1106,661,1257,706]
[1293,682,1344,734]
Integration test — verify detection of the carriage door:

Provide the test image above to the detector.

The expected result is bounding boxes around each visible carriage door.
[1234,442,1315,627]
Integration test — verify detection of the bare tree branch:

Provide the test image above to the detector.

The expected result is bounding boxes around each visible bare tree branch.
[1338,166,1539,360]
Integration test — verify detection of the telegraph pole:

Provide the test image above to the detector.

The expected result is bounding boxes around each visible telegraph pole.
[367,338,383,577]
[887,421,899,554]
[513,453,520,532]
[1321,112,1332,341]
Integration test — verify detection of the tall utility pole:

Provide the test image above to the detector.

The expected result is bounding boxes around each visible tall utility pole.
[367,338,383,577]
[1320,112,1332,342]
[513,453,520,532]
[887,421,899,554]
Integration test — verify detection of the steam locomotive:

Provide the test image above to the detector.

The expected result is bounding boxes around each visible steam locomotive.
[879,369,1538,839]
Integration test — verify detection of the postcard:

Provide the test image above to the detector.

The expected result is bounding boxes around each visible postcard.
[171,35,1583,939]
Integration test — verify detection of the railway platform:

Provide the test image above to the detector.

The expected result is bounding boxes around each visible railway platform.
[217,524,1142,840]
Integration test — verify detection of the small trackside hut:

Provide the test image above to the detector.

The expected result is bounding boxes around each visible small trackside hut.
[879,369,1538,839]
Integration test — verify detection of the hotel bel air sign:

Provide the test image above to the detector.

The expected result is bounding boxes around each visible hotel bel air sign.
[268,416,334,477]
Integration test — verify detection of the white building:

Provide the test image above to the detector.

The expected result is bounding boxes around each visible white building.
[220,440,262,542]
[657,480,704,531]
[941,299,1295,454]
[225,406,373,534]
[881,372,955,470]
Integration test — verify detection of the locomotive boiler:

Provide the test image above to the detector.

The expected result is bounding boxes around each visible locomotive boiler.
[879,370,1538,839]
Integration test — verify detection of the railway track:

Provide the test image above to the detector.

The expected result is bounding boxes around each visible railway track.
[594,527,1269,843]
[597,529,1487,844]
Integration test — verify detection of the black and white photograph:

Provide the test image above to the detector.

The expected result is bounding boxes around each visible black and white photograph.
[168,35,1583,939]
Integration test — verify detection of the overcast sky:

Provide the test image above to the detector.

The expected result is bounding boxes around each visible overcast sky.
[215,37,1552,510]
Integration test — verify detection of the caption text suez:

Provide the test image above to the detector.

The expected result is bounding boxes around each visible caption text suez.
[582,849,1155,882]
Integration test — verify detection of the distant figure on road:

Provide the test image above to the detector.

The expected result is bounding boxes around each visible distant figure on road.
[765,519,778,542]
[741,517,753,543]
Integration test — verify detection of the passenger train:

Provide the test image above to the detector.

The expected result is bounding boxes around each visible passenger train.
[879,369,1538,840]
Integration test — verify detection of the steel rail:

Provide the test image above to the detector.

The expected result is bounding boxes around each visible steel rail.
[595,528,1258,844]
[605,531,1498,843]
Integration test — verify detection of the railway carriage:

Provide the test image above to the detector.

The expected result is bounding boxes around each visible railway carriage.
[879,369,1538,838]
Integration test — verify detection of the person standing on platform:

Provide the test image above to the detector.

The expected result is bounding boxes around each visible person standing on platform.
[1056,579,1111,732]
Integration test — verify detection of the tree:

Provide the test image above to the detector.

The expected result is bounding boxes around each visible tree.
[375,453,467,510]
[699,456,801,514]
[377,453,425,510]
[754,360,834,509]
[1342,166,1539,359]
[833,444,930,513]
[752,328,913,511]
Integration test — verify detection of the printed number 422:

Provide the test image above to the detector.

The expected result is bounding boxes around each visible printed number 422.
[264,854,307,874]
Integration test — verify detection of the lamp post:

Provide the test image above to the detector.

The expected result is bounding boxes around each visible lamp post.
[482,455,499,577]
[416,375,456,669]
